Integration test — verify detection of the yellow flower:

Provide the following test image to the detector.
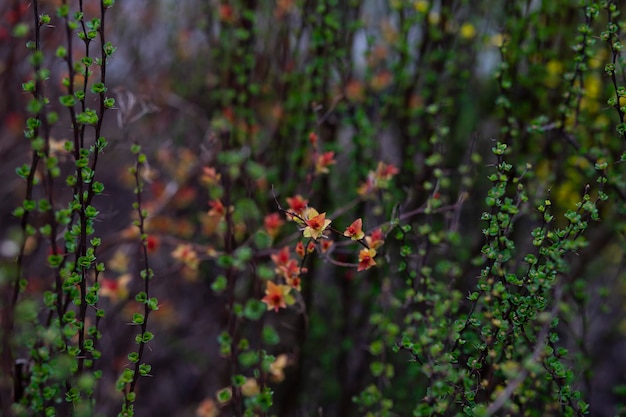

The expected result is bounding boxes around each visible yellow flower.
[241,378,260,397]
[269,354,290,382]
[302,208,331,240]
[414,0,429,14]
[460,22,476,40]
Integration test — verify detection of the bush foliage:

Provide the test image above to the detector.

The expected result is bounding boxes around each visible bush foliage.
[1,1,626,416]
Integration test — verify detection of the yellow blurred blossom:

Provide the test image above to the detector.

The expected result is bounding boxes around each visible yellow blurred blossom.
[490,33,506,48]
[269,354,290,382]
[545,59,564,88]
[589,48,607,69]
[241,378,260,397]
[459,22,476,40]
[414,0,428,13]
[428,11,440,25]
[108,249,130,273]
[546,59,563,76]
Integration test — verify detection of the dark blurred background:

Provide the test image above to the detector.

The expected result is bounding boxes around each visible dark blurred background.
[1,1,625,416]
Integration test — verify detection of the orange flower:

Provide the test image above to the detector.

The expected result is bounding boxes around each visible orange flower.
[269,354,290,383]
[308,131,318,146]
[320,239,333,253]
[357,175,376,197]
[357,162,399,196]
[218,4,235,23]
[374,162,399,188]
[100,274,131,302]
[375,161,399,180]
[295,241,305,258]
[262,281,289,312]
[271,246,290,267]
[277,259,306,291]
[302,208,331,240]
[264,213,284,238]
[366,228,385,250]
[343,218,365,240]
[196,398,219,417]
[357,248,377,271]
[208,200,226,217]
[286,275,302,292]
[274,0,296,19]
[345,79,365,102]
[171,244,200,269]
[173,186,197,209]
[370,70,393,91]
[286,194,308,221]
[306,241,316,253]
[200,166,221,186]
[315,151,336,174]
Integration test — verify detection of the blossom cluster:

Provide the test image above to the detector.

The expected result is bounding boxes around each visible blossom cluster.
[261,196,388,312]
[163,153,397,316]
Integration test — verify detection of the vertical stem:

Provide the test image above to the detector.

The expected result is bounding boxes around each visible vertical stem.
[222,133,242,417]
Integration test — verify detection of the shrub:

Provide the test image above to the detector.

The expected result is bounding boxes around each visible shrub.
[1,1,625,417]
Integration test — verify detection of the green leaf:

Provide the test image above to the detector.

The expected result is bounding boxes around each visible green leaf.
[262,325,280,345]
[244,299,265,321]
[211,275,227,293]
[59,95,76,107]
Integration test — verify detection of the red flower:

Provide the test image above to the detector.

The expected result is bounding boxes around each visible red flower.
[315,151,336,174]
[295,241,305,258]
[277,259,306,291]
[366,229,385,250]
[373,162,399,188]
[375,162,399,180]
[286,195,308,221]
[320,239,333,253]
[343,218,365,240]
[357,248,377,271]
[219,4,236,23]
[208,200,226,217]
[357,175,376,197]
[146,235,159,253]
[100,274,131,302]
[271,246,291,267]
[200,166,221,186]
[286,275,301,291]
[264,213,284,238]
[357,161,399,195]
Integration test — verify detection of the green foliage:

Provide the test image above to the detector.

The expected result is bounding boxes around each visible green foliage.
[2,1,626,417]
